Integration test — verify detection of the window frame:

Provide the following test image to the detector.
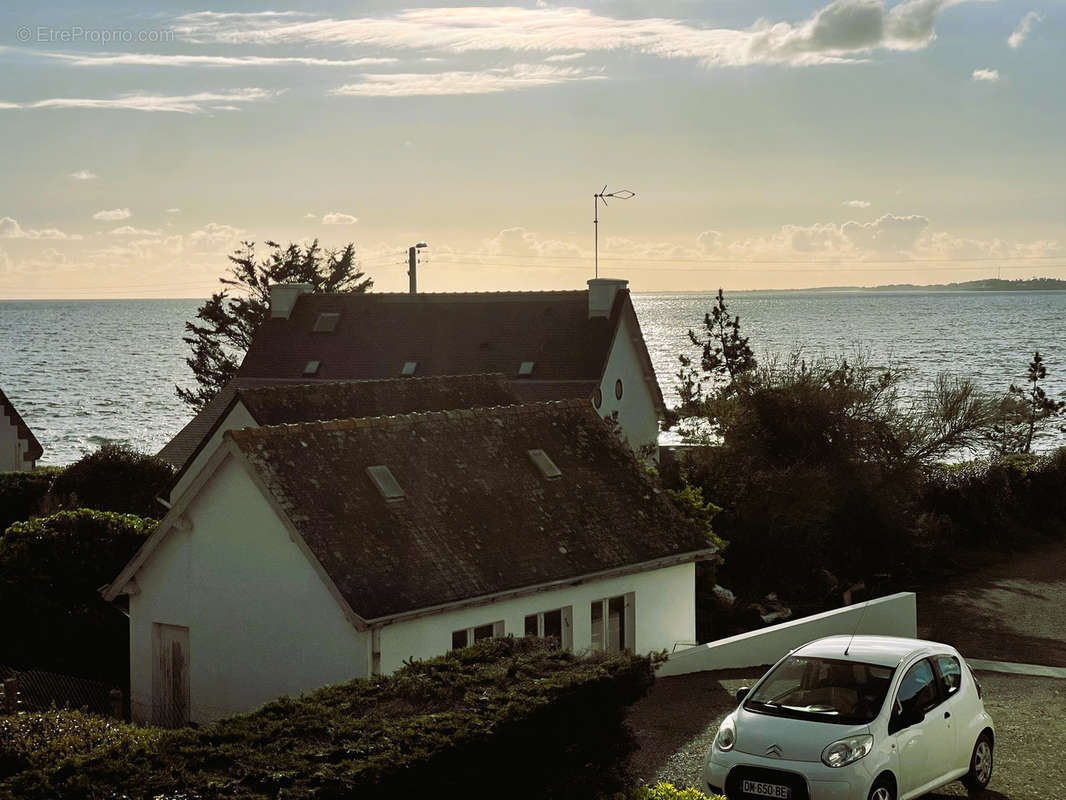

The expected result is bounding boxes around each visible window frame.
[450,620,505,650]
[523,606,573,651]
[589,592,635,653]
[932,654,963,699]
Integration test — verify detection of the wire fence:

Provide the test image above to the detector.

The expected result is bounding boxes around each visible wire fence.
[0,664,122,717]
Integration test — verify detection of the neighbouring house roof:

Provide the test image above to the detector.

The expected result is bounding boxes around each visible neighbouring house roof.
[222,399,712,620]
[0,388,43,463]
[158,373,519,469]
[159,288,666,470]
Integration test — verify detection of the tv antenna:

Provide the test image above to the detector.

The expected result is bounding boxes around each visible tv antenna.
[593,185,635,279]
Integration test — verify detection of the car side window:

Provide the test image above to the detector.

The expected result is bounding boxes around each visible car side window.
[896,658,939,718]
[934,655,962,698]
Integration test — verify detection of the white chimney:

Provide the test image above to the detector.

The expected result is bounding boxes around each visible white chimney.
[269,283,313,319]
[587,278,629,319]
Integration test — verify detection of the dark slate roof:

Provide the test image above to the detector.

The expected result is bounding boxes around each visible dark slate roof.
[158,374,519,471]
[228,399,713,620]
[237,290,618,382]
[0,388,43,463]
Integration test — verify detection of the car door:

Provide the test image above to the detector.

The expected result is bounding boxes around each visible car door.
[890,658,947,797]
[932,654,965,770]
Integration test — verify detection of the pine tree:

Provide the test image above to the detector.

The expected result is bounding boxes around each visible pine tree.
[176,240,372,410]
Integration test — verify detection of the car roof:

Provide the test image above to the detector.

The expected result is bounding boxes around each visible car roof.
[793,635,954,667]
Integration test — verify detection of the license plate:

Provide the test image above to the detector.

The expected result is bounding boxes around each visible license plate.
[742,779,791,799]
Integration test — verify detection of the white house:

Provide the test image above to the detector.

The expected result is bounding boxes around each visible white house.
[0,388,43,471]
[105,399,716,726]
[164,373,519,503]
[158,278,666,472]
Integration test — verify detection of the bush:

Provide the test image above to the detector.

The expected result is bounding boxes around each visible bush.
[0,637,656,800]
[0,510,155,683]
[617,784,724,800]
[0,468,61,532]
[49,444,173,518]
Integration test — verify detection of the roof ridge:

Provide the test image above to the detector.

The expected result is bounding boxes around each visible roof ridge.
[295,290,589,300]
[227,398,590,442]
[236,373,508,395]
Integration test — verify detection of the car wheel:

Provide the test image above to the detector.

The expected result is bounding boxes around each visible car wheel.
[962,733,994,792]
[868,776,895,800]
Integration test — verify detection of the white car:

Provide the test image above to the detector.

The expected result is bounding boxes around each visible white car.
[702,635,994,800]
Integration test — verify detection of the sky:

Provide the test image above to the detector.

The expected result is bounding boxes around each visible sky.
[0,0,1063,296]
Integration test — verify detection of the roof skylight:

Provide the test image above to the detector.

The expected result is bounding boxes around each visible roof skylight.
[313,312,340,333]
[518,361,535,377]
[527,449,562,480]
[303,360,320,376]
[401,361,418,376]
[366,465,405,502]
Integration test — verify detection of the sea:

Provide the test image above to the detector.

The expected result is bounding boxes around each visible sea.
[2,292,1065,466]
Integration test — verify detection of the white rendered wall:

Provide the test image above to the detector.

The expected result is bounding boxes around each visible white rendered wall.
[130,455,369,723]
[169,402,258,502]
[598,312,661,454]
[377,562,695,674]
[656,592,917,677]
[0,412,30,472]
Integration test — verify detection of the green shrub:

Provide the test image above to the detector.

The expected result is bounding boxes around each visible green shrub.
[49,444,173,518]
[616,783,724,800]
[0,637,656,800]
[0,510,155,682]
[0,468,61,531]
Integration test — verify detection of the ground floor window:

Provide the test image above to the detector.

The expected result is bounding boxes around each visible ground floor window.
[590,593,635,653]
[451,620,505,650]
[524,606,573,650]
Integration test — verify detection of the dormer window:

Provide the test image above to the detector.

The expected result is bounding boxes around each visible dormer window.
[366,465,405,502]
[527,449,562,480]
[303,360,320,376]
[401,361,418,376]
[518,361,535,377]
[312,312,340,333]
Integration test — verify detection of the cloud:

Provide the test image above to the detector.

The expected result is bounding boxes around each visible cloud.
[0,248,10,274]
[1008,11,1041,48]
[304,212,318,219]
[544,52,586,62]
[0,216,79,240]
[188,222,243,251]
[110,226,162,236]
[972,68,1000,81]
[322,212,359,225]
[483,227,584,259]
[331,64,602,97]
[68,169,99,180]
[842,213,929,251]
[165,208,181,214]
[32,50,398,68]
[697,230,723,253]
[843,199,871,208]
[173,1,984,69]
[0,89,278,114]
[93,208,132,221]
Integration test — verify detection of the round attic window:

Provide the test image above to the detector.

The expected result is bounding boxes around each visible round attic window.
[615,379,623,400]
[592,387,603,409]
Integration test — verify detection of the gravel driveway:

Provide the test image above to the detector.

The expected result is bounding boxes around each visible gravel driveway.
[627,670,1066,800]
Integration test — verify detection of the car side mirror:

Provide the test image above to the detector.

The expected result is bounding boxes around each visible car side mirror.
[736,687,750,703]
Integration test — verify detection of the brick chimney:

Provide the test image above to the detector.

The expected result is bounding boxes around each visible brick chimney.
[269,283,312,319]
[587,278,629,319]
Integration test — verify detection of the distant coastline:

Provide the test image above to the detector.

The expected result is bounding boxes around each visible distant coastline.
[734,278,1066,294]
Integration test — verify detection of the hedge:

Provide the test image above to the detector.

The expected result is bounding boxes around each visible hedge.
[0,509,156,682]
[49,444,173,519]
[0,468,60,532]
[0,637,657,800]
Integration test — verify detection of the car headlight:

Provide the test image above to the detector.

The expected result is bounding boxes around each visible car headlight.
[821,735,874,768]
[715,716,736,751]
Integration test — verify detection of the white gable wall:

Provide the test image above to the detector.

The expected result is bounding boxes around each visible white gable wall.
[0,411,32,472]
[598,311,660,455]
[169,401,258,502]
[377,561,695,674]
[130,454,369,724]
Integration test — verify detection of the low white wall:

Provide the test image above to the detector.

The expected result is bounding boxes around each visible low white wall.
[657,592,916,677]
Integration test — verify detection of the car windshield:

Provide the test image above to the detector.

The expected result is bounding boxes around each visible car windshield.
[744,656,895,724]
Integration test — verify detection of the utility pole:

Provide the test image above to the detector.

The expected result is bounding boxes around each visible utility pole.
[408,241,427,294]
